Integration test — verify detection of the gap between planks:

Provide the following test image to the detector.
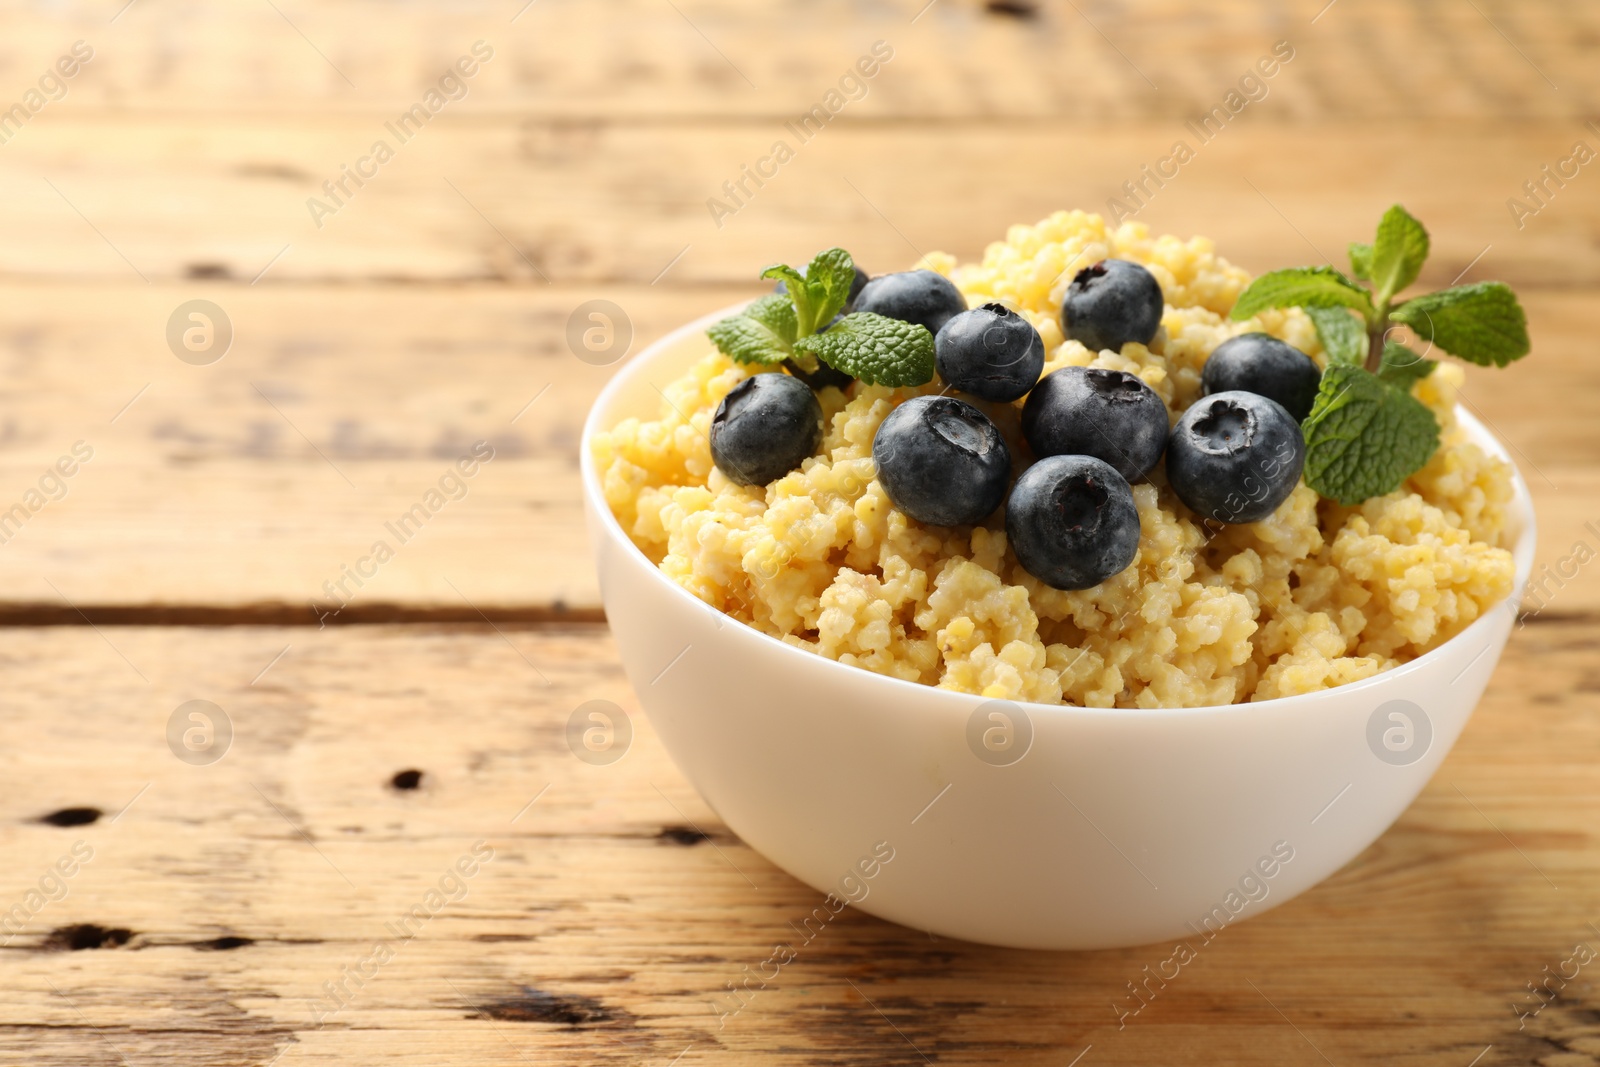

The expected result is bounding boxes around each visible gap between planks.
[0,603,605,627]
[0,605,1588,628]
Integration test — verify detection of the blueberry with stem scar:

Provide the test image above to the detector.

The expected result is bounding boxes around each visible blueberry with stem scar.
[1061,259,1164,353]
[1021,366,1168,482]
[935,303,1045,402]
[1006,455,1140,590]
[872,395,1010,527]
[1165,390,1305,524]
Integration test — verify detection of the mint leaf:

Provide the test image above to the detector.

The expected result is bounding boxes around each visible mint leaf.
[1307,306,1366,366]
[794,312,934,387]
[760,262,811,323]
[761,248,858,337]
[1232,267,1375,321]
[707,294,797,366]
[760,263,808,293]
[1389,281,1530,367]
[1226,206,1526,505]
[802,248,857,334]
[1368,205,1430,304]
[1300,363,1440,504]
[1348,242,1373,281]
[745,293,798,345]
[1375,341,1436,388]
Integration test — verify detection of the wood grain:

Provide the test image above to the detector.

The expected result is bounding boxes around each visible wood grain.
[0,622,1595,1066]
[0,284,1595,615]
[2,0,1594,120]
[0,281,745,616]
[3,118,1597,287]
[4,1,1598,1062]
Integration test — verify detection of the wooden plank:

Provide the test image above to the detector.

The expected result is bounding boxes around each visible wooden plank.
[2,118,1597,286]
[0,282,741,616]
[2,0,1593,120]
[0,284,1594,615]
[0,621,1595,1065]
[0,283,1593,615]
[0,2,1591,1064]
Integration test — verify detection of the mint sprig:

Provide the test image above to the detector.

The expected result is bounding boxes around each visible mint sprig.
[1347,241,1373,281]
[1367,204,1430,306]
[1306,306,1366,366]
[762,247,856,338]
[1309,310,1436,385]
[1230,266,1373,321]
[794,312,934,387]
[1301,364,1441,505]
[1232,204,1530,502]
[706,294,797,366]
[1375,341,1436,388]
[1389,282,1529,368]
[707,247,937,388]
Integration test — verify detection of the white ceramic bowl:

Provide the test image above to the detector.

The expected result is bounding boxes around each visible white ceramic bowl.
[580,305,1536,950]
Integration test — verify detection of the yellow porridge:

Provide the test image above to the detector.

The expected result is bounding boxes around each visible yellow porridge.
[591,211,1517,708]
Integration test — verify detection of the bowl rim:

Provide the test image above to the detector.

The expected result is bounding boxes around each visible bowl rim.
[580,300,1538,721]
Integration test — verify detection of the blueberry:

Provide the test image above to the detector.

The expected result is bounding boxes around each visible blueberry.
[1165,390,1305,524]
[774,264,871,309]
[853,270,968,337]
[935,303,1045,403]
[1006,455,1140,590]
[1202,333,1322,422]
[872,396,1010,527]
[1021,366,1168,482]
[847,265,870,307]
[1060,259,1164,353]
[710,373,822,486]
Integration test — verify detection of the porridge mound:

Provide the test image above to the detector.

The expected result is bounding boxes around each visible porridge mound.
[591,211,1517,708]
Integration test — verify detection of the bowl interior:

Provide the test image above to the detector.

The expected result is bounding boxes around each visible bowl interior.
[581,304,1538,717]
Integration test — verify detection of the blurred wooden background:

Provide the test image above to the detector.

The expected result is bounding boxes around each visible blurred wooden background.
[1,1,1597,1064]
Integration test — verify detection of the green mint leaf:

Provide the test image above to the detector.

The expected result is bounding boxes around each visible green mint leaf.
[794,312,934,387]
[1367,205,1430,304]
[1348,242,1373,281]
[759,249,858,337]
[801,248,857,335]
[1306,306,1366,366]
[760,263,807,293]
[1389,281,1530,367]
[760,262,814,335]
[1300,363,1440,505]
[1231,266,1375,322]
[1375,341,1436,388]
[707,294,797,366]
[744,293,798,346]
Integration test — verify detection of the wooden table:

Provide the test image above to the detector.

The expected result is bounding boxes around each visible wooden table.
[2,1,1597,1063]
